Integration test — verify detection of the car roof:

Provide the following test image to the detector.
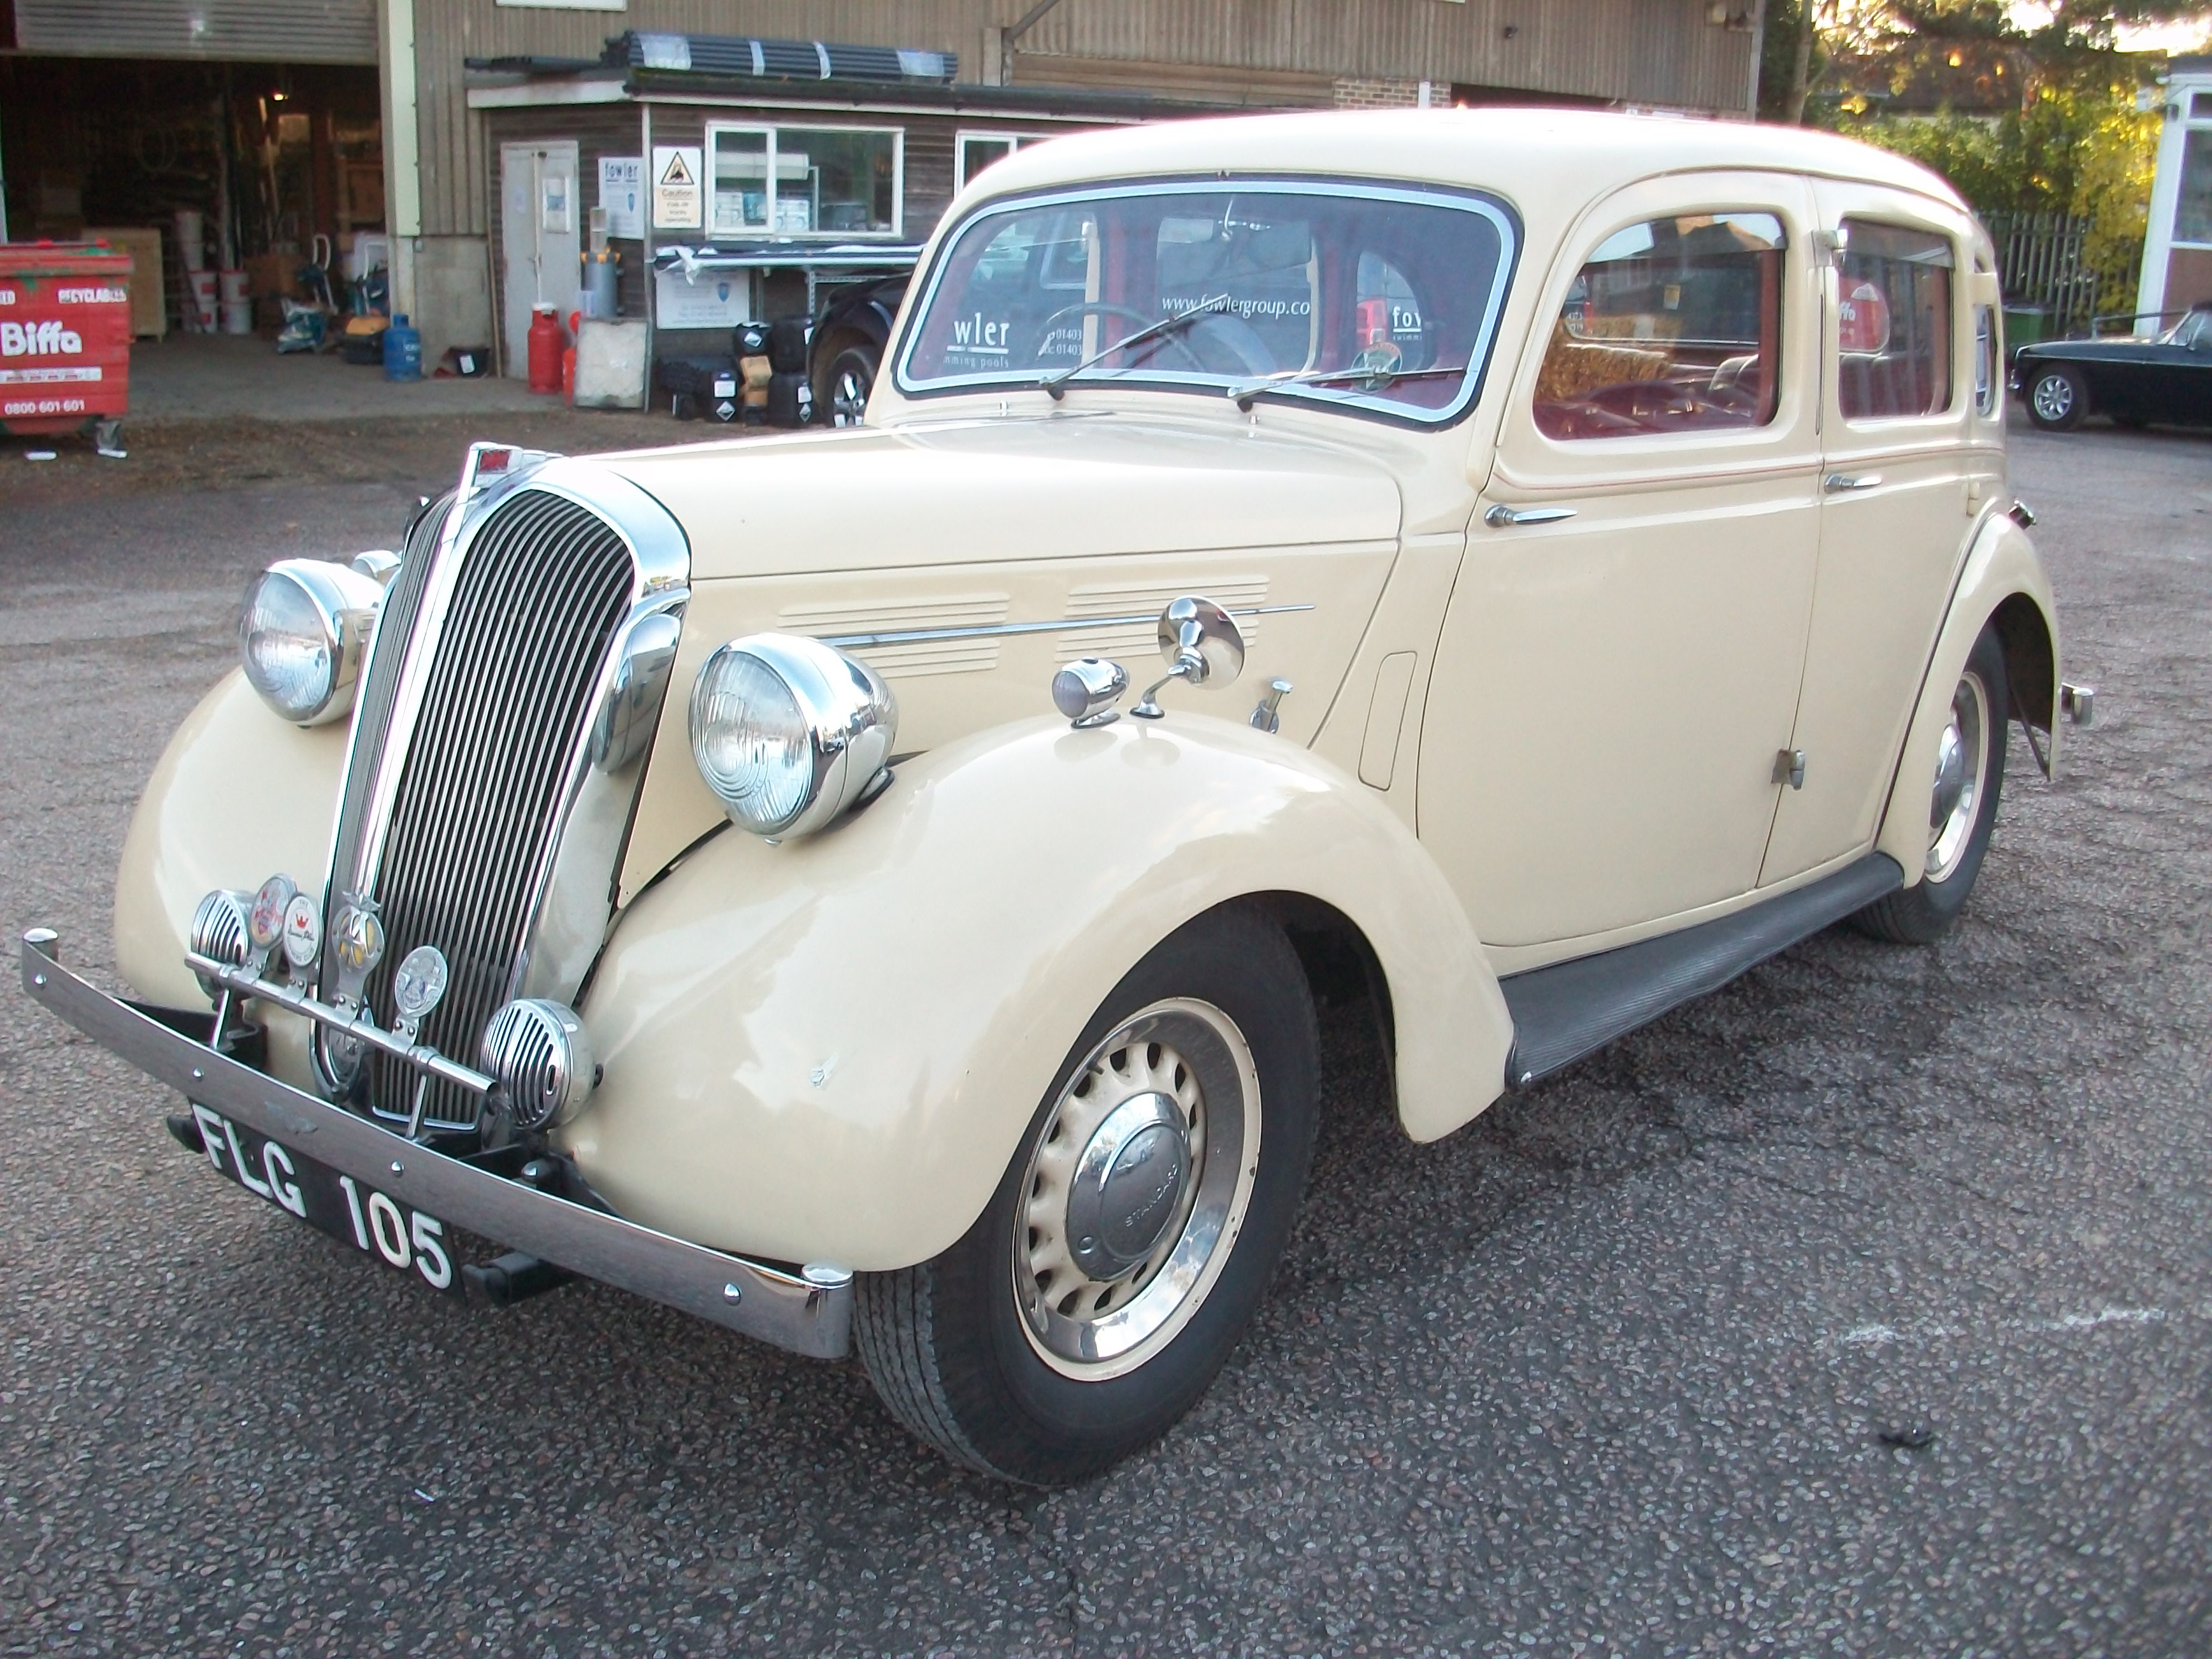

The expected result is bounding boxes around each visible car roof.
[971,106,1967,222]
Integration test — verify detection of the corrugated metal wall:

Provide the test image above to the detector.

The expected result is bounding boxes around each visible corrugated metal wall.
[1019,0,1743,109]
[13,0,377,66]
[416,1,1757,238]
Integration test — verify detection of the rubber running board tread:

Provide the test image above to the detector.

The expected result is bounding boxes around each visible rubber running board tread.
[1499,854,1904,1086]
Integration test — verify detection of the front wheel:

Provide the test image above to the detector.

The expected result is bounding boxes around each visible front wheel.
[855,903,1318,1484]
[1852,624,2009,945]
[2025,364,2086,431]
[824,345,877,428]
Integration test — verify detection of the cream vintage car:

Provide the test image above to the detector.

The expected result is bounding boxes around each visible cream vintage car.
[23,109,2085,1484]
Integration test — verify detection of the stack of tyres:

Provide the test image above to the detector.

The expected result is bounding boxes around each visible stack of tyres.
[766,315,813,427]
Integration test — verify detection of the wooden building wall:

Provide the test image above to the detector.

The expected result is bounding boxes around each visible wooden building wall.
[414,0,1759,238]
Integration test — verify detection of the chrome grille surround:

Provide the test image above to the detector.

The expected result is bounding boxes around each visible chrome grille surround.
[315,447,689,1130]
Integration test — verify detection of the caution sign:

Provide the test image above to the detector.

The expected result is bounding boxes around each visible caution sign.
[652,145,702,231]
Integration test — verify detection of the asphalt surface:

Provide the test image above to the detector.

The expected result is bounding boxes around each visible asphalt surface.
[2,414,2208,1656]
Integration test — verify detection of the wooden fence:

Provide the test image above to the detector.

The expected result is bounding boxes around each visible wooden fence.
[1983,210,2141,338]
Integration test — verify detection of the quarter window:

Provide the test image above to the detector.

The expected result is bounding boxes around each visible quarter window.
[1533,211,1786,440]
[708,125,901,237]
[1973,303,1998,415]
[1836,220,1955,420]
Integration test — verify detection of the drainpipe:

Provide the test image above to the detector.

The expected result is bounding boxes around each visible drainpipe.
[378,0,422,322]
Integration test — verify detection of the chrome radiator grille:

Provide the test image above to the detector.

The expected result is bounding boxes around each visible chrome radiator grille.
[350,489,635,1129]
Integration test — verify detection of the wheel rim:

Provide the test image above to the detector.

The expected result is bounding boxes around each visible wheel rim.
[831,365,870,426]
[1012,998,1260,1381]
[2031,372,2074,423]
[1927,669,1991,882]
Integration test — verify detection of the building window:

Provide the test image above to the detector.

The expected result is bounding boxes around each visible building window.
[1835,219,1955,420]
[1533,212,1786,440]
[2176,127,2212,247]
[956,132,1050,187]
[708,124,903,238]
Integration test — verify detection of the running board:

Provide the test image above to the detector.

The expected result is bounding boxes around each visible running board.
[1498,854,1904,1086]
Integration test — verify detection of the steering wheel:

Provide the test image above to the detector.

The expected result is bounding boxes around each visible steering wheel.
[1031,301,1210,372]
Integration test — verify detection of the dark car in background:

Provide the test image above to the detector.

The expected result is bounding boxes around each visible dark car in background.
[809,275,908,427]
[2013,304,2212,431]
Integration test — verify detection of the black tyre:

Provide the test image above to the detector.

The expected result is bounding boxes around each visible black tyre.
[1852,624,2009,945]
[824,345,878,428]
[856,902,1318,1484]
[2024,363,2086,431]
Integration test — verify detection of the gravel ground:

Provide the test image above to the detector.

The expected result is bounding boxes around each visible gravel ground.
[1,416,2208,1657]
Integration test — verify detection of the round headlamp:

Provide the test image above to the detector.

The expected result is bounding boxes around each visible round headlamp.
[689,633,897,839]
[238,557,384,726]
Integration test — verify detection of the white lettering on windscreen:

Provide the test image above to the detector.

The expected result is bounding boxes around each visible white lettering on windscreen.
[1161,292,1312,322]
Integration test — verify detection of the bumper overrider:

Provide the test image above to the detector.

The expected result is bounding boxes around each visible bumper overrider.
[18,928,854,1360]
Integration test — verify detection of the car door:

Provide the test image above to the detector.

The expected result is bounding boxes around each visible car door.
[2150,308,2212,420]
[1760,189,1973,886]
[1422,173,1823,952]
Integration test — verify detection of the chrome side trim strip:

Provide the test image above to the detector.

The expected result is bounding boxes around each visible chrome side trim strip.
[820,602,1314,651]
[22,930,852,1361]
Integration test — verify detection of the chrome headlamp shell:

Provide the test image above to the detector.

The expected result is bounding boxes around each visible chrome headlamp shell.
[238,557,385,726]
[688,633,897,840]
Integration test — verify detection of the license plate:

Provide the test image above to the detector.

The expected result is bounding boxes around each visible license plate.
[184,1103,461,1295]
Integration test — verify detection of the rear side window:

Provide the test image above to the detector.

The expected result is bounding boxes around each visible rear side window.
[1533,211,1785,440]
[1837,220,1955,419]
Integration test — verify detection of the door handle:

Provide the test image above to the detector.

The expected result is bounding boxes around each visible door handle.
[1823,471,1884,492]
[1483,503,1578,528]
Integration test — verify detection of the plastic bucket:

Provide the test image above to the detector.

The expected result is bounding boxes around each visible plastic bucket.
[220,299,254,336]
[218,268,250,304]
[173,209,207,271]
[186,269,219,332]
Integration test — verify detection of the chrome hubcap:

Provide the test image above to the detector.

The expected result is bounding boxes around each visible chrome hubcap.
[1013,998,1260,1379]
[1927,670,1989,881]
[2031,373,2073,422]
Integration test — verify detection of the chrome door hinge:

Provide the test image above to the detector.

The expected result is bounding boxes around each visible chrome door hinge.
[1774,748,1807,790]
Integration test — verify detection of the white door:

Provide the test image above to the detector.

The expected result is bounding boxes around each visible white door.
[1760,188,1974,886]
[500,141,580,378]
[1424,175,1825,951]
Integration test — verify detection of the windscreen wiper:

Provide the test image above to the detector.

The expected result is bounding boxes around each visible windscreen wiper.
[1037,298,1224,400]
[1226,359,1470,410]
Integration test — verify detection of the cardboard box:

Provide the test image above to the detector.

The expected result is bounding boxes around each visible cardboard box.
[84,227,166,340]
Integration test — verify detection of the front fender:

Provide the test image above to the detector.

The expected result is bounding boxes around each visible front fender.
[115,670,347,1013]
[1873,511,2058,885]
[560,713,1509,1271]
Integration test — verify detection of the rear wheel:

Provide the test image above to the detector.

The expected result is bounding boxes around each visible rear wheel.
[1853,624,2009,944]
[2025,364,2086,431]
[856,903,1318,1484]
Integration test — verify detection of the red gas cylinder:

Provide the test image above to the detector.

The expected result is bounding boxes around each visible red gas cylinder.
[526,304,564,394]
[561,310,580,403]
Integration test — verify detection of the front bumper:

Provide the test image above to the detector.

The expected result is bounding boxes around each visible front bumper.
[19,928,852,1360]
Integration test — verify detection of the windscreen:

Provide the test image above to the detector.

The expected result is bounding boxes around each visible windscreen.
[897,181,1516,424]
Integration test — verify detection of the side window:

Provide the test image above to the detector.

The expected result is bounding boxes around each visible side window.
[1836,220,1955,420]
[1534,211,1785,440]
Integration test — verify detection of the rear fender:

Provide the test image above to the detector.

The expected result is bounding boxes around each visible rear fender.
[1873,512,2058,885]
[559,713,1509,1271]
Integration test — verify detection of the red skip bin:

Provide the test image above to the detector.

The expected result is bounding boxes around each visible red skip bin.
[0,241,135,450]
